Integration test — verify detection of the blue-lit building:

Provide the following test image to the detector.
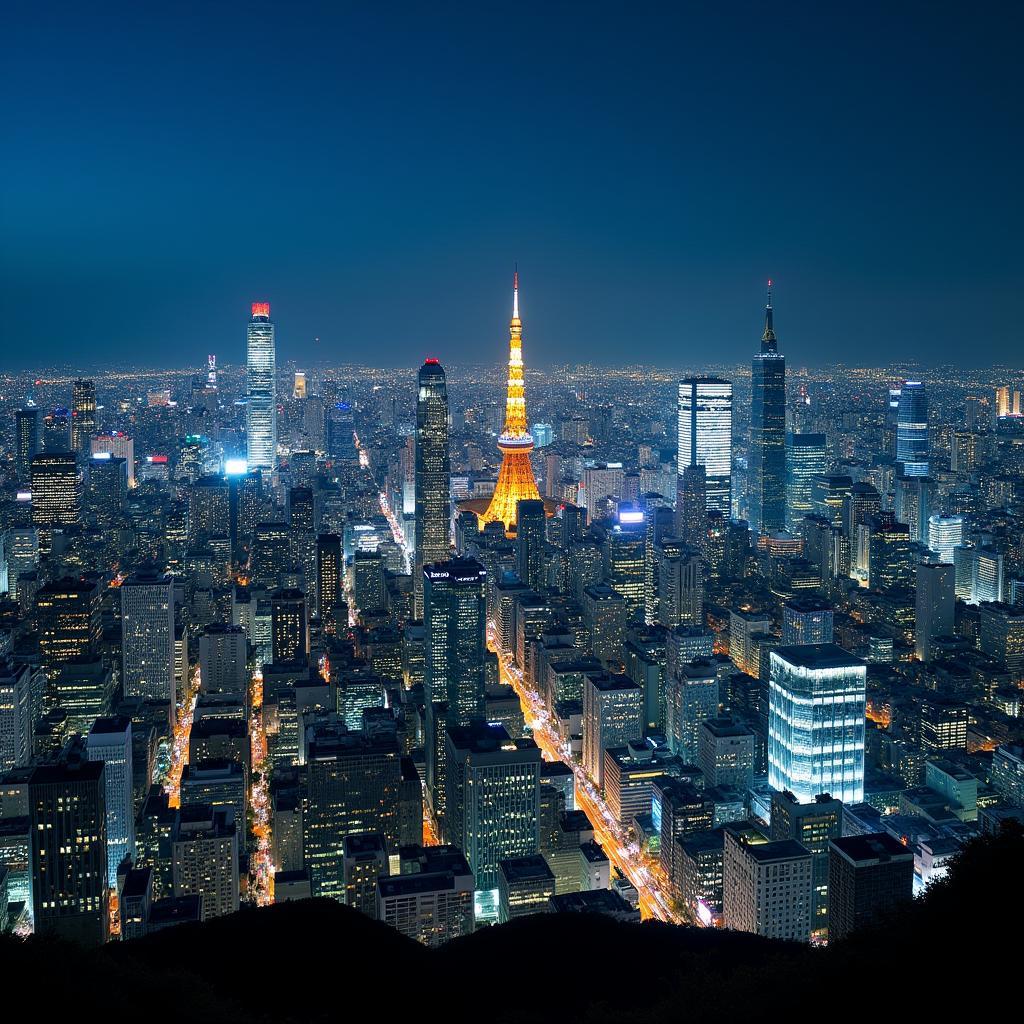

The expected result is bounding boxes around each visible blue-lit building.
[677,377,733,516]
[531,422,553,448]
[768,644,866,804]
[749,287,787,534]
[785,432,828,530]
[246,301,277,472]
[896,380,929,477]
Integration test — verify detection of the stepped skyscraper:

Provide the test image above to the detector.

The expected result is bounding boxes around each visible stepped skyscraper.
[749,283,786,534]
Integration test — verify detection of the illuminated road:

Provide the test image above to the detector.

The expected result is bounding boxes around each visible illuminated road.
[163,665,201,808]
[248,667,274,906]
[488,623,682,924]
[378,489,411,574]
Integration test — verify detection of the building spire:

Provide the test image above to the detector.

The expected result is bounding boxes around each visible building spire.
[512,265,519,321]
[761,278,777,351]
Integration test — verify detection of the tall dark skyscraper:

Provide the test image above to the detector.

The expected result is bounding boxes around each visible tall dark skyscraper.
[516,498,547,590]
[423,558,487,837]
[749,284,787,535]
[414,358,452,619]
[271,589,309,665]
[15,405,39,482]
[317,533,342,627]
[71,379,97,455]
[29,760,108,945]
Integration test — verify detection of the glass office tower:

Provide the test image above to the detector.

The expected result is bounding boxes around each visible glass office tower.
[246,302,277,472]
[768,644,866,804]
[896,380,929,477]
[414,359,452,619]
[677,376,733,516]
[786,432,828,530]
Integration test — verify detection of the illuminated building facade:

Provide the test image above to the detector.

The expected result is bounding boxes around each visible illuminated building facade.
[749,285,786,534]
[927,513,963,563]
[29,760,108,945]
[480,273,543,532]
[15,406,39,482]
[30,452,80,545]
[896,379,929,476]
[785,433,827,530]
[677,377,733,516]
[91,432,135,486]
[246,301,277,472]
[86,715,135,887]
[423,559,487,833]
[71,378,96,455]
[445,722,541,923]
[121,569,175,709]
[768,644,866,804]
[414,358,452,618]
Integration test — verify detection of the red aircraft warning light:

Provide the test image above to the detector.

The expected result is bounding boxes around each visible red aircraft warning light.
[251,302,271,318]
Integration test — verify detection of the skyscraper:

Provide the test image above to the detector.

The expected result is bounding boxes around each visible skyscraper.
[86,716,135,886]
[516,498,547,591]
[927,514,964,564]
[30,452,80,548]
[677,377,733,516]
[71,378,97,455]
[675,463,707,549]
[246,301,277,472]
[271,588,309,665]
[29,760,107,945]
[445,722,541,923]
[15,406,39,482]
[316,533,342,626]
[896,379,929,477]
[479,273,544,533]
[917,561,954,663]
[749,284,786,534]
[768,644,867,804]
[414,358,452,618]
[786,433,827,530]
[423,558,487,832]
[121,569,175,711]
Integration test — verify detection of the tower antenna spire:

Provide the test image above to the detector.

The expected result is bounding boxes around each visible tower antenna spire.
[513,263,519,320]
[762,278,777,349]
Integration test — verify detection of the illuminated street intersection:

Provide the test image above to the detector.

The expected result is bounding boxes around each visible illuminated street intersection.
[488,623,683,925]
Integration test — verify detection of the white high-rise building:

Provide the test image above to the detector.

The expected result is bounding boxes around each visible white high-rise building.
[972,547,1004,605]
[927,514,964,564]
[121,569,175,713]
[677,377,732,516]
[86,715,136,886]
[768,644,866,804]
[246,302,277,472]
[0,659,33,771]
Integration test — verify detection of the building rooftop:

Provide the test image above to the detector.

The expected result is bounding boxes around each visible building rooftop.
[499,853,555,883]
[831,832,914,865]
[773,643,866,671]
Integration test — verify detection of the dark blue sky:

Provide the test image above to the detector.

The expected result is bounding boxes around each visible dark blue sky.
[2,2,1021,370]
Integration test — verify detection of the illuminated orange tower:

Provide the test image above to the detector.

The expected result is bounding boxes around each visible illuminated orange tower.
[480,271,542,532]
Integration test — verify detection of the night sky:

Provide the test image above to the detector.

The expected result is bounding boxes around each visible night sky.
[3,2,1021,371]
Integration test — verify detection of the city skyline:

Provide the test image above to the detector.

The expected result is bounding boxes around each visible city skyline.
[3,1,1024,1006]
